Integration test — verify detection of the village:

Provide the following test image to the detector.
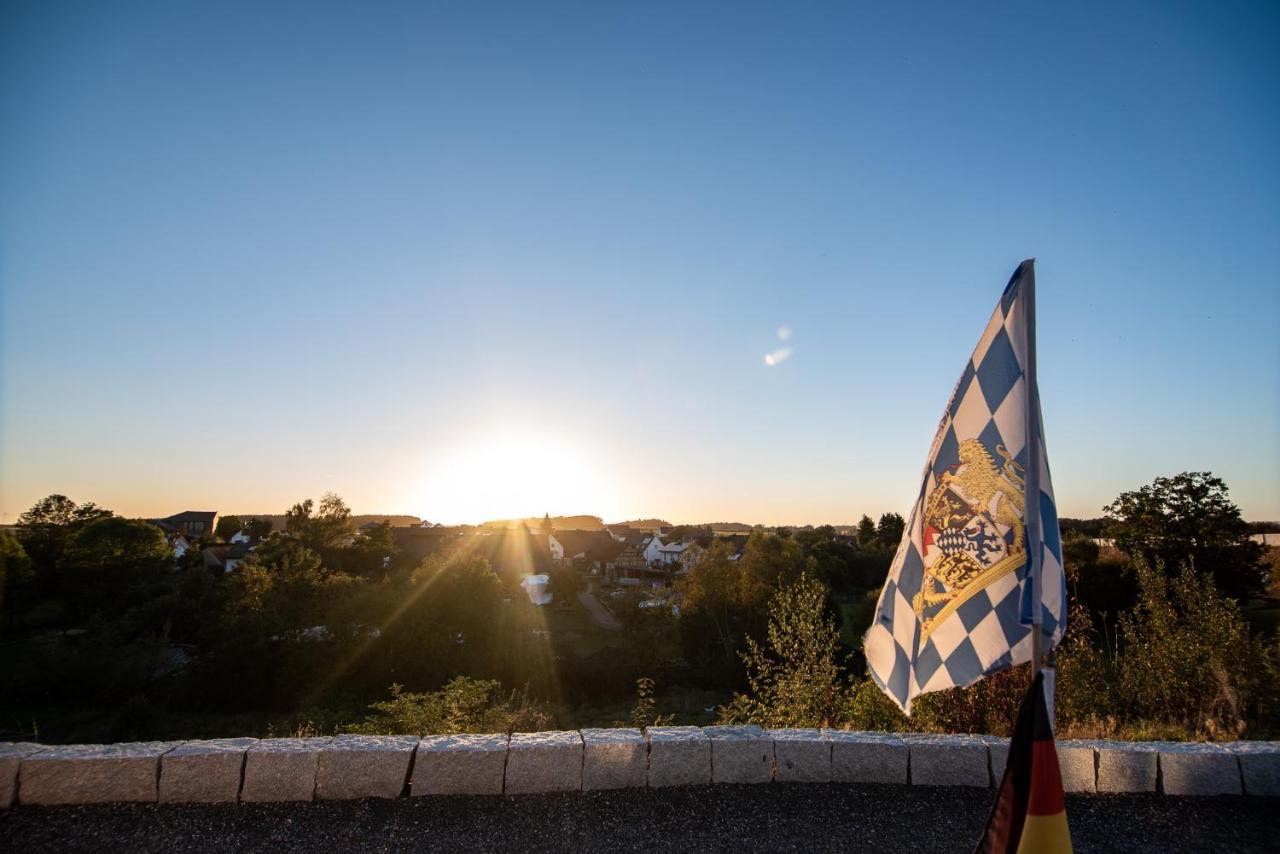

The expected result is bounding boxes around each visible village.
[143,508,830,620]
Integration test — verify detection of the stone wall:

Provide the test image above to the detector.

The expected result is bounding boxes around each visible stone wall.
[2,729,1276,806]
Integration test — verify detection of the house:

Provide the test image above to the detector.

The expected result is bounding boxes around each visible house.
[605,526,639,543]
[164,532,193,559]
[151,511,218,540]
[606,542,650,583]
[203,542,250,573]
[391,526,456,565]
[228,530,251,544]
[548,530,623,570]
[642,535,666,565]
[656,541,689,567]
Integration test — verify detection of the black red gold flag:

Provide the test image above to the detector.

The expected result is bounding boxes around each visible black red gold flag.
[976,670,1072,854]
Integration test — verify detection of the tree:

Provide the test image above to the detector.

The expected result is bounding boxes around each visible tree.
[377,554,505,687]
[717,572,844,728]
[547,564,583,605]
[18,494,112,529]
[679,533,813,683]
[345,521,399,580]
[58,517,171,620]
[875,513,905,550]
[285,499,314,535]
[215,515,243,541]
[242,517,274,543]
[0,529,35,617]
[1103,472,1266,598]
[15,495,114,597]
[679,540,744,666]
[282,493,356,562]
[855,515,877,548]
[248,535,324,577]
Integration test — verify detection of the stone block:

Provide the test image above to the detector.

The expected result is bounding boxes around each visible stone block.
[704,725,773,784]
[240,737,331,802]
[1056,740,1100,794]
[825,731,907,784]
[1156,742,1241,796]
[413,734,508,796]
[646,726,711,787]
[582,728,646,791]
[903,734,989,787]
[1095,741,1157,793]
[977,735,1009,787]
[769,729,830,783]
[160,738,257,803]
[1224,741,1280,797]
[316,735,418,800]
[19,741,180,805]
[505,731,583,794]
[0,743,45,808]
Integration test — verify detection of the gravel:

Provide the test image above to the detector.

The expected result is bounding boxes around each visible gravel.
[2,783,1276,853]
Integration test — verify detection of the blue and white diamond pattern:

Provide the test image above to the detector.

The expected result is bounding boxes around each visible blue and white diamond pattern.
[864,264,1066,715]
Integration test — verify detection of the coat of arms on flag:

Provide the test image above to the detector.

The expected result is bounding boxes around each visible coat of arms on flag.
[864,260,1066,714]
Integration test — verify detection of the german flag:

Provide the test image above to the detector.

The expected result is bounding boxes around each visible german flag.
[976,671,1072,853]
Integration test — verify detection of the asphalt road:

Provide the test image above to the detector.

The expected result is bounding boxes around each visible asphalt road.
[2,784,1275,853]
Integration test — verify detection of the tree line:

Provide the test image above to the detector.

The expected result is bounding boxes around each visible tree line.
[0,471,1274,743]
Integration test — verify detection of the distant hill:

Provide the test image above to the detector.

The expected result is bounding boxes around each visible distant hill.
[480,515,605,531]
[611,518,671,530]
[698,522,754,532]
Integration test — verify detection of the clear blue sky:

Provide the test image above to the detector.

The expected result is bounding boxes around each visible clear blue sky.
[2,1,1278,525]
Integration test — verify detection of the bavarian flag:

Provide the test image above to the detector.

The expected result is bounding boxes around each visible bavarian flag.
[977,671,1072,853]
[864,260,1066,714]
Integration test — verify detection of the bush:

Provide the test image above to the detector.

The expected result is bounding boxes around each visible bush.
[348,677,553,735]
[717,572,844,728]
[909,665,1030,736]
[839,678,908,731]
[1113,560,1262,737]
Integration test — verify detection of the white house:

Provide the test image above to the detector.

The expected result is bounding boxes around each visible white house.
[229,530,251,544]
[203,542,250,574]
[642,535,666,565]
[656,541,688,567]
[166,533,192,559]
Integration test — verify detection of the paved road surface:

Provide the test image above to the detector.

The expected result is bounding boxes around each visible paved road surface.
[578,591,622,631]
[3,783,1275,853]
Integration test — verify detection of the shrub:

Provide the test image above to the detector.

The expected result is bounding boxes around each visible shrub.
[838,677,908,731]
[1114,560,1261,737]
[909,665,1030,736]
[717,572,844,728]
[628,677,673,729]
[348,676,553,735]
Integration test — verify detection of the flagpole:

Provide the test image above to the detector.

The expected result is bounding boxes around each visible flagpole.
[1022,260,1043,679]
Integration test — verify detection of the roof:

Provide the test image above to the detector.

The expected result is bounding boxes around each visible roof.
[204,542,250,563]
[391,526,454,562]
[553,530,621,561]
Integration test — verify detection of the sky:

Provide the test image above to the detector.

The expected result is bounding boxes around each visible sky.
[2,1,1278,526]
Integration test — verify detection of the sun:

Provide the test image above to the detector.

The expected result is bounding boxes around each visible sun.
[417,430,621,524]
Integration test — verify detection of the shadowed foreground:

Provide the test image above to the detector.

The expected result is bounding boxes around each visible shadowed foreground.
[2,784,1276,853]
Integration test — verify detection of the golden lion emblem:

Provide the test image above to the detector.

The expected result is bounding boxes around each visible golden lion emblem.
[913,438,1026,637]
